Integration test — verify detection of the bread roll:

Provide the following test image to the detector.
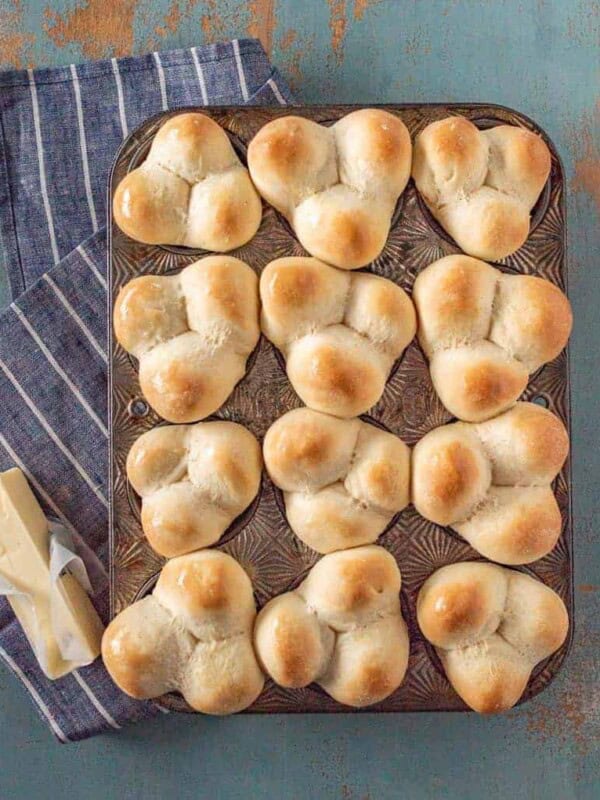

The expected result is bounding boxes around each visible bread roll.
[113,255,260,423]
[260,257,416,417]
[417,562,569,713]
[264,408,410,553]
[413,254,572,422]
[102,551,264,715]
[412,116,551,260]
[113,113,261,249]
[127,420,262,558]
[412,402,569,565]
[248,109,412,269]
[254,546,409,707]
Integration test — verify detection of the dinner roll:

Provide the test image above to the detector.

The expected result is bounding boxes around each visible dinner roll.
[127,420,262,558]
[113,113,261,249]
[263,408,410,553]
[413,254,572,422]
[260,257,416,417]
[102,551,264,715]
[113,255,259,423]
[248,109,412,269]
[412,116,551,260]
[417,562,569,713]
[254,546,409,707]
[412,402,569,565]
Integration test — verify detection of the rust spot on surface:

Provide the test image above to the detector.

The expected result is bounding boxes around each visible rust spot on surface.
[578,584,598,593]
[0,0,35,68]
[155,0,182,37]
[278,27,313,93]
[153,1,201,41]
[353,0,381,20]
[524,631,600,763]
[247,0,275,55]
[280,28,296,50]
[44,0,137,59]
[200,0,239,41]
[571,101,600,214]
[328,0,347,64]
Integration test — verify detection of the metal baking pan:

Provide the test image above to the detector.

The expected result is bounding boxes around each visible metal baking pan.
[108,104,572,713]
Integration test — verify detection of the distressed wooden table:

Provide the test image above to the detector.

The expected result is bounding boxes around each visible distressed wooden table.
[0,2,598,799]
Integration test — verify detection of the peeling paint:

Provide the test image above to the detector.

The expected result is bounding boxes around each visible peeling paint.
[155,0,183,38]
[0,0,35,68]
[328,0,347,64]
[200,0,241,41]
[44,0,137,59]
[247,0,276,55]
[525,630,600,764]
[571,102,600,215]
[278,26,313,93]
[353,0,381,21]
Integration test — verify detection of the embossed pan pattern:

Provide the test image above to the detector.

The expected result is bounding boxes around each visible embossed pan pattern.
[109,105,572,713]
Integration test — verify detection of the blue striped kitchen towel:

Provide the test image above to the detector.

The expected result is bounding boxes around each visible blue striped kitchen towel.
[0,38,293,742]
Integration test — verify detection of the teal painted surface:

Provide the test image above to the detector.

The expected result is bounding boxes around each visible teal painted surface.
[0,1,598,798]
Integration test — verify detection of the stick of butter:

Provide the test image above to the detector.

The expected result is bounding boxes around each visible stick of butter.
[0,467,104,679]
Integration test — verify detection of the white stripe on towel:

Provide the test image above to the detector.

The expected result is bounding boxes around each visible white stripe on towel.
[111,58,128,138]
[28,69,60,264]
[76,244,107,289]
[153,52,169,111]
[267,78,287,106]
[191,48,209,105]
[72,671,121,730]
[11,305,108,437]
[0,645,69,742]
[0,359,108,508]
[232,40,249,101]
[42,274,107,363]
[70,64,98,232]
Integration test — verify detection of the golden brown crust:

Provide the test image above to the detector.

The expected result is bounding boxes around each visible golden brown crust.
[158,551,249,615]
[139,352,210,424]
[460,359,528,417]
[247,116,321,188]
[506,275,573,363]
[413,435,486,526]
[413,118,551,260]
[419,580,491,646]
[254,547,408,707]
[319,549,400,614]
[418,116,482,177]
[262,257,326,313]
[417,562,568,713]
[152,112,228,158]
[499,402,570,477]
[296,204,384,270]
[113,113,260,249]
[248,110,411,269]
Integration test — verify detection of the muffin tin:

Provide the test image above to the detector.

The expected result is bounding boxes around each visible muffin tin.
[108,104,571,713]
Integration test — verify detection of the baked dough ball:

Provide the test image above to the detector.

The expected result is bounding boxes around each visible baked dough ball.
[263,408,410,553]
[127,420,262,558]
[102,551,264,714]
[413,255,572,422]
[412,402,569,565]
[254,546,409,707]
[417,562,569,713]
[260,257,416,417]
[113,256,259,423]
[248,109,412,269]
[113,113,261,249]
[412,117,551,260]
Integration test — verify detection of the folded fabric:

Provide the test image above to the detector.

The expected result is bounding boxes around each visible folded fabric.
[0,38,292,742]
